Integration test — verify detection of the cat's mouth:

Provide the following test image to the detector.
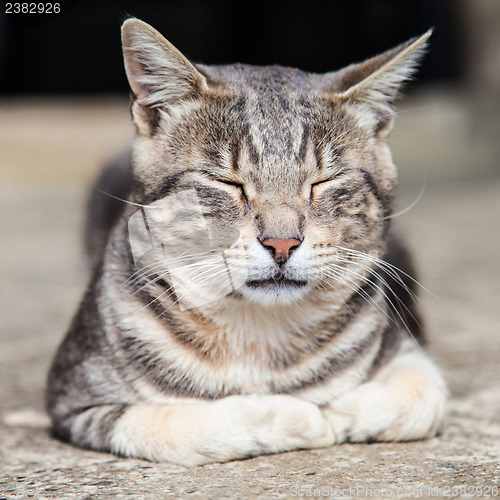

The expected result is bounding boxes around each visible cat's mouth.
[245,277,308,290]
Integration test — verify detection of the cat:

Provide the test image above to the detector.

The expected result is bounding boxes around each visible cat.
[46,18,446,466]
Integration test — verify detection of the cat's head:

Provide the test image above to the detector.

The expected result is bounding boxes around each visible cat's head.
[121,19,429,308]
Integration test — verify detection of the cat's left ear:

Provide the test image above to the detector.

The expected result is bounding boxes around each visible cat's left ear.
[330,31,431,138]
[121,18,208,134]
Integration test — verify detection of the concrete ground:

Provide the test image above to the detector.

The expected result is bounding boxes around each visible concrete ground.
[0,92,499,498]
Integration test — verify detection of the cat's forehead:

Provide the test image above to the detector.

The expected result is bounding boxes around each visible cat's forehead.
[200,63,319,95]
[199,63,337,127]
[181,63,360,186]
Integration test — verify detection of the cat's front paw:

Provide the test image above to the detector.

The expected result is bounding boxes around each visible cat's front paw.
[321,403,357,444]
[212,394,335,458]
[321,381,398,443]
[110,396,335,466]
[321,369,446,444]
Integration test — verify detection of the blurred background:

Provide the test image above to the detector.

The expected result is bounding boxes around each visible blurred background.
[1,0,499,420]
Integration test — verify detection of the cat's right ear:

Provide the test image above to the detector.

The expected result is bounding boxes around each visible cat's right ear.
[121,18,207,134]
[328,31,431,138]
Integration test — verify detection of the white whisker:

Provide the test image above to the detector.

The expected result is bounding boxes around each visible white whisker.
[321,267,391,325]
[95,188,154,208]
[333,258,419,336]
[382,172,427,220]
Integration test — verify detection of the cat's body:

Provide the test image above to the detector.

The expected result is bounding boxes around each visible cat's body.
[46,19,446,466]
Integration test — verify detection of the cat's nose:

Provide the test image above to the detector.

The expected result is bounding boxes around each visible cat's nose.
[260,238,302,263]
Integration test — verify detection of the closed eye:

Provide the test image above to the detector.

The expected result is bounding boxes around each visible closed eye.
[218,179,245,189]
[218,179,249,203]
[309,172,347,200]
[310,179,330,188]
[310,176,337,193]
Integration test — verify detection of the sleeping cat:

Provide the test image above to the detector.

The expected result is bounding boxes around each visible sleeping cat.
[46,18,446,466]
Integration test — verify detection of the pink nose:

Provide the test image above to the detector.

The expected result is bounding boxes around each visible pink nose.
[261,238,302,263]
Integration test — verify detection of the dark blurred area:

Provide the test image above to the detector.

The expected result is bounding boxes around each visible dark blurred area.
[0,0,464,94]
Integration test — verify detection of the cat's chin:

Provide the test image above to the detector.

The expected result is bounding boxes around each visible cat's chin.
[240,278,309,306]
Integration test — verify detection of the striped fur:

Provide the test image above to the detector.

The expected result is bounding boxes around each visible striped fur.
[46,19,446,465]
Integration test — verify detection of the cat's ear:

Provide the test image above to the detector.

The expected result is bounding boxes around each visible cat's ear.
[331,31,431,138]
[121,18,207,133]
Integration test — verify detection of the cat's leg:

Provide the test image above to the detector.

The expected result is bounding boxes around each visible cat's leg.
[322,339,447,443]
[65,394,334,466]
